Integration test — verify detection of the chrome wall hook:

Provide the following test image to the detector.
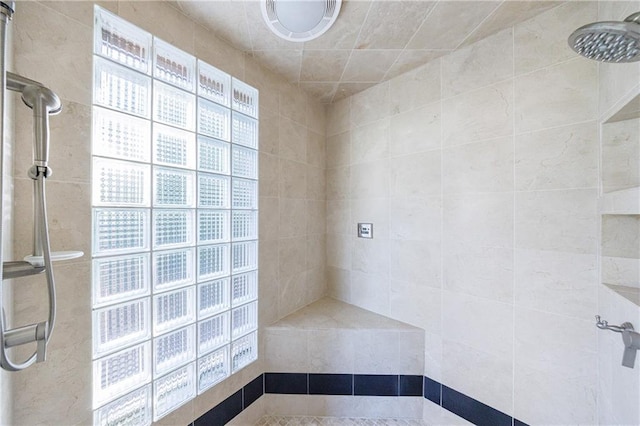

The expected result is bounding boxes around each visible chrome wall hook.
[595,315,633,333]
[596,315,640,368]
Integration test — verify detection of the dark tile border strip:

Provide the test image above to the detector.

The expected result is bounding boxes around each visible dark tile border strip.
[354,374,398,396]
[193,374,264,426]
[442,385,511,426]
[243,374,264,408]
[193,389,242,426]
[265,372,307,394]
[191,372,530,426]
[400,375,423,397]
[309,373,353,395]
[426,378,529,426]
[424,376,441,405]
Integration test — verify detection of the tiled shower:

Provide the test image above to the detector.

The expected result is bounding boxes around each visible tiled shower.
[1,1,640,425]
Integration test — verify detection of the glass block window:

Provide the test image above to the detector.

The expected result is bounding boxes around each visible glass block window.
[91,7,258,424]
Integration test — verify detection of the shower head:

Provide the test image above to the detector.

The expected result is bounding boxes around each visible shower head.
[568,12,640,63]
[21,85,61,168]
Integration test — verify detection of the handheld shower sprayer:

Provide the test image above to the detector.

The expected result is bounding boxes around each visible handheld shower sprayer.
[22,84,61,170]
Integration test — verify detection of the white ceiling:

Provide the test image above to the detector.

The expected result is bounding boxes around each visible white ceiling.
[174,0,563,103]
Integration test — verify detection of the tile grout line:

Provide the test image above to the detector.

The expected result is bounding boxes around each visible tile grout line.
[438,50,444,420]
[595,4,602,421]
[511,18,517,426]
[453,1,504,50]
[380,3,438,83]
[329,1,373,104]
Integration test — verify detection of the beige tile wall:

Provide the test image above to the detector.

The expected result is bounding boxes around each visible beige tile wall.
[5,1,640,425]
[8,1,326,425]
[326,2,604,423]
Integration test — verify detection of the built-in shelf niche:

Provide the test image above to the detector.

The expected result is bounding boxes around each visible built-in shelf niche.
[601,91,640,307]
[600,187,640,215]
[604,284,640,306]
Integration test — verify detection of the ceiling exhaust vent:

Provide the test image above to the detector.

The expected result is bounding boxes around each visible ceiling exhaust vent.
[261,0,342,42]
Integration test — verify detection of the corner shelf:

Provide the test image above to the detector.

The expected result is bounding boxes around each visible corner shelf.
[600,186,640,215]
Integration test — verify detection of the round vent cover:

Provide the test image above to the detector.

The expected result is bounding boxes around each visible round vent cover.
[261,0,342,42]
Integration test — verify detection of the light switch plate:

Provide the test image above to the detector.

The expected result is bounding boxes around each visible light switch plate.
[357,223,373,238]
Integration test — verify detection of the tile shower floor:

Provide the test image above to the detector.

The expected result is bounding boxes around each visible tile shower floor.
[256,416,429,425]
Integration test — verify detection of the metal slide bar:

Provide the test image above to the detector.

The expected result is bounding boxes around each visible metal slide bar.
[0,0,14,372]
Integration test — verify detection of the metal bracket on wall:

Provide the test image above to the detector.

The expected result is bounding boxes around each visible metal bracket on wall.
[596,315,640,368]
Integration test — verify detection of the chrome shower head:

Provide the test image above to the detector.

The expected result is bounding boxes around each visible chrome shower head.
[21,85,61,168]
[568,12,640,63]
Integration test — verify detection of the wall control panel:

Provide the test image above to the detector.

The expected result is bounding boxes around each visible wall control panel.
[357,223,373,238]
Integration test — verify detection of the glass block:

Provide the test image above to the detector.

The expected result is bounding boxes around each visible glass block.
[231,145,257,179]
[94,385,151,426]
[153,362,196,421]
[232,241,257,274]
[198,61,230,107]
[93,158,150,207]
[231,78,258,118]
[198,136,229,174]
[198,278,229,319]
[198,244,229,281]
[197,346,229,394]
[93,298,150,358]
[93,209,149,256]
[231,112,258,149]
[231,331,257,373]
[94,6,151,74]
[94,56,151,118]
[153,248,195,292]
[198,98,230,141]
[153,80,195,131]
[198,173,229,209]
[153,124,195,169]
[153,286,196,336]
[231,271,257,307]
[153,324,196,378]
[198,210,229,244]
[231,210,257,241]
[93,107,150,163]
[92,253,150,308]
[153,38,195,93]
[153,209,194,249]
[231,301,257,339]
[232,178,257,209]
[198,312,230,355]
[93,341,151,408]
[153,167,195,207]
